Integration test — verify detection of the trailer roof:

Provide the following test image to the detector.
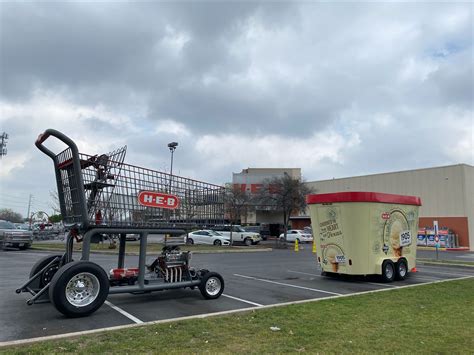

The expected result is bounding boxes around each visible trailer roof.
[306,192,422,206]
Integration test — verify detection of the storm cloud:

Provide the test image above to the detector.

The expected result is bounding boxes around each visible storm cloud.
[0,1,472,215]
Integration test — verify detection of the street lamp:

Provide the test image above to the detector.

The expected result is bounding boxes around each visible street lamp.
[167,142,178,180]
[166,142,178,243]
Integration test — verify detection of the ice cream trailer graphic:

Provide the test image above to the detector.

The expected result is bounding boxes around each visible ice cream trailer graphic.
[307,192,422,282]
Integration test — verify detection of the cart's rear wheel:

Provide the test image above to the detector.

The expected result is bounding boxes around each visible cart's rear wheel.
[381,260,395,283]
[29,254,63,288]
[49,261,109,317]
[395,258,408,281]
[199,272,224,299]
[213,239,222,246]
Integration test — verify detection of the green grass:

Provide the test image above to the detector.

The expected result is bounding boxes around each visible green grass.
[31,242,269,254]
[3,279,473,354]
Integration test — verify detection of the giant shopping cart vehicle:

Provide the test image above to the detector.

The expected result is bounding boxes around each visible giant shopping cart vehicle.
[17,129,226,317]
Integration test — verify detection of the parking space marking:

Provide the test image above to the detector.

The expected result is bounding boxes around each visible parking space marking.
[287,270,398,288]
[222,294,263,307]
[234,273,343,296]
[104,300,143,324]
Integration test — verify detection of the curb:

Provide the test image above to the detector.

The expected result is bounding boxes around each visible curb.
[417,247,470,252]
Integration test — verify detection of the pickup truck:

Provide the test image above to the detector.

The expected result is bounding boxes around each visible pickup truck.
[210,225,261,246]
[0,220,34,250]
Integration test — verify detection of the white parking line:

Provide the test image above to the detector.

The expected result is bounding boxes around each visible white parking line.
[287,270,322,278]
[287,270,397,288]
[234,273,343,296]
[104,300,143,324]
[222,294,263,307]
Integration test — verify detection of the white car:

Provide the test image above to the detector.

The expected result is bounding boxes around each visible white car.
[211,225,261,246]
[279,229,313,243]
[185,230,230,246]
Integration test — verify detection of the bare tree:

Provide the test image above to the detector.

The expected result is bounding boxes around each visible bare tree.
[224,184,252,246]
[0,208,23,223]
[255,174,313,246]
[49,190,61,215]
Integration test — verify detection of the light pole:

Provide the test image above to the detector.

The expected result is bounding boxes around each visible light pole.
[167,142,178,192]
[165,142,178,243]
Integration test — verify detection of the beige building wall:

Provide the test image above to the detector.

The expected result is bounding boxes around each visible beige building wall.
[463,165,474,251]
[306,164,474,251]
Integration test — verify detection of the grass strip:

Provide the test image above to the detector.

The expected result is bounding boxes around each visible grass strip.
[31,242,269,254]
[417,258,474,266]
[4,278,473,354]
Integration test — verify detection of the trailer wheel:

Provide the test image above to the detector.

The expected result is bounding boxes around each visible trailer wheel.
[49,261,109,317]
[381,260,395,283]
[395,258,408,281]
[29,254,63,288]
[199,272,224,299]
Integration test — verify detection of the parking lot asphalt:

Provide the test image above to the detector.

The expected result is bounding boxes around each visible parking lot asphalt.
[1,247,473,343]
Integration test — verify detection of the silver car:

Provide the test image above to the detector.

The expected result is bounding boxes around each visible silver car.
[0,220,34,250]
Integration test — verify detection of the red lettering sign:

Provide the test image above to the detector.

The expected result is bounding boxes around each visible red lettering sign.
[138,191,180,209]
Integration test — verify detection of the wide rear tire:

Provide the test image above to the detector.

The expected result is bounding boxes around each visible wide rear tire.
[49,261,109,317]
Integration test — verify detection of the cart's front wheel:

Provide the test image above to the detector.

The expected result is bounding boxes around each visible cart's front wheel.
[49,261,109,317]
[395,258,408,281]
[381,260,395,283]
[199,272,224,299]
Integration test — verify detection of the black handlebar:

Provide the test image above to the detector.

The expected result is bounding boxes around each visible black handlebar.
[35,129,80,160]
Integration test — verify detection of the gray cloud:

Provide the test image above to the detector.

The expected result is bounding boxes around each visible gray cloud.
[0,2,472,216]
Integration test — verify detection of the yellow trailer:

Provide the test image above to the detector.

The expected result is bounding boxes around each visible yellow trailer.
[307,192,422,282]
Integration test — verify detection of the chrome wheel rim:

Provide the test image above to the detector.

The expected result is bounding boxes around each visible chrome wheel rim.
[385,264,394,279]
[65,272,100,307]
[399,262,407,277]
[205,277,221,296]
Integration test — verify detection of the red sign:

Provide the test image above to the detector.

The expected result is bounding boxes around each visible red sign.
[382,212,390,220]
[138,191,180,209]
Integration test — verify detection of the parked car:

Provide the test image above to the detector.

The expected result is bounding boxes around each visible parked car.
[14,223,31,231]
[0,220,34,250]
[279,229,313,243]
[243,225,270,240]
[185,230,230,246]
[126,234,140,241]
[211,225,261,246]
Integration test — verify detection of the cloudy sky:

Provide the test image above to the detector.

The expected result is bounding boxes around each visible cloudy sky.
[0,1,472,216]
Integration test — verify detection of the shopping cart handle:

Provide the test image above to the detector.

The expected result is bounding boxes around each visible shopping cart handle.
[35,129,80,160]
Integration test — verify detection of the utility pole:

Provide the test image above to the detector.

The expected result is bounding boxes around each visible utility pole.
[0,132,8,158]
[27,194,32,227]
